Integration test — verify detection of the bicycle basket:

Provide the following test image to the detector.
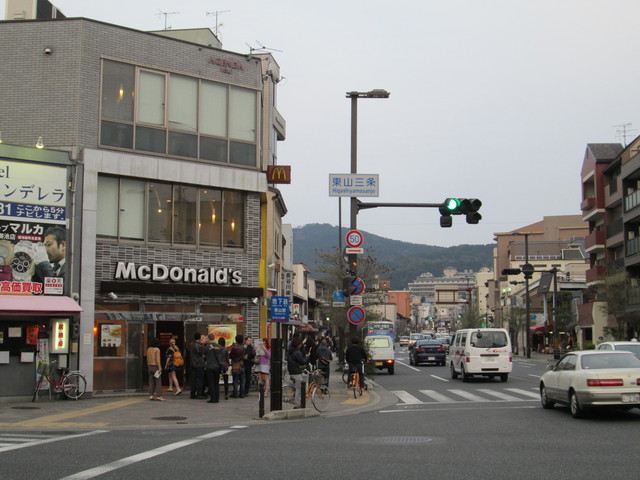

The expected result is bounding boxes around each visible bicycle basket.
[37,361,52,376]
[311,370,325,384]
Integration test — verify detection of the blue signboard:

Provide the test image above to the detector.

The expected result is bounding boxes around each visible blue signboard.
[333,290,346,302]
[270,296,290,322]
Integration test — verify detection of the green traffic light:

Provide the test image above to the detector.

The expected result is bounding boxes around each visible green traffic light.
[445,198,461,212]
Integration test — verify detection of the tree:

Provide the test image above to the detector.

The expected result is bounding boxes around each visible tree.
[597,267,636,340]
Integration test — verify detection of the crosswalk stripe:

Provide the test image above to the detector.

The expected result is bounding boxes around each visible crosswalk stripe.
[391,391,423,404]
[505,388,540,399]
[447,389,490,402]
[476,389,522,401]
[419,390,458,403]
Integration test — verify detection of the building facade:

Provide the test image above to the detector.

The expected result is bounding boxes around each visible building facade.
[0,16,286,396]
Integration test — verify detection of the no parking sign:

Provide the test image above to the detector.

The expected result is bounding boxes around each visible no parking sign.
[347,306,366,325]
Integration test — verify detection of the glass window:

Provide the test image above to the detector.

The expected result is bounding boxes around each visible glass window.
[199,189,222,247]
[97,176,119,238]
[229,87,256,142]
[119,179,145,240]
[135,126,166,154]
[200,81,227,137]
[230,141,256,167]
[102,60,134,122]
[200,136,227,163]
[169,75,197,132]
[138,70,165,125]
[101,121,133,149]
[168,132,197,158]
[222,190,244,248]
[148,183,172,243]
[172,185,197,245]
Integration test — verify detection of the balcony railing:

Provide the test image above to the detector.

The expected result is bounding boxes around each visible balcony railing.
[581,196,596,212]
[585,230,605,251]
[624,190,640,213]
[626,237,640,257]
[586,265,606,283]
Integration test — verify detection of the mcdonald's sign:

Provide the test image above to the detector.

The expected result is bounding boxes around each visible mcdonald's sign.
[267,165,291,184]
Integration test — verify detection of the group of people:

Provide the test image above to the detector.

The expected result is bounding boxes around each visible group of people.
[145,333,272,403]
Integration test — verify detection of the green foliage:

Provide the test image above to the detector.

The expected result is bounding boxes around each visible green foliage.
[293,223,493,290]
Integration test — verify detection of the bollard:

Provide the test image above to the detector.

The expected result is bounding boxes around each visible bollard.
[258,382,265,418]
[300,379,306,408]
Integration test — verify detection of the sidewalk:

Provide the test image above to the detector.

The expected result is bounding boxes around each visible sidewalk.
[0,363,394,430]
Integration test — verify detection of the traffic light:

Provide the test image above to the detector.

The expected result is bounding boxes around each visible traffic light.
[440,198,482,227]
[460,198,482,224]
[342,274,357,297]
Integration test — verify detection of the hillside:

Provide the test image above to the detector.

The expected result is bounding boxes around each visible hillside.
[292,223,493,290]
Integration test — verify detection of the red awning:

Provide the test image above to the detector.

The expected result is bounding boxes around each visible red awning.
[530,324,549,333]
[0,295,82,316]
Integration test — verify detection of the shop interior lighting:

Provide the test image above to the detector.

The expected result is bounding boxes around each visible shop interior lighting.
[36,136,44,149]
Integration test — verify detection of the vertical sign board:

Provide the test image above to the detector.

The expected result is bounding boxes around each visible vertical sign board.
[270,296,290,322]
[0,159,67,295]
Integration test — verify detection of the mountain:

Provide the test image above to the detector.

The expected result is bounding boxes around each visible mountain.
[292,223,493,290]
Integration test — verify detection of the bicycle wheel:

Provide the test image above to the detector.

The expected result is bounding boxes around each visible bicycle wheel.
[282,384,296,405]
[311,385,331,412]
[342,369,349,384]
[62,373,86,400]
[351,373,359,398]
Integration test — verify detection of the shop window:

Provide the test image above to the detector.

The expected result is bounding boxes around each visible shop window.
[148,182,173,243]
[137,70,166,126]
[100,121,133,149]
[173,185,197,245]
[222,190,244,248]
[135,126,166,154]
[198,188,222,247]
[169,75,197,132]
[200,80,227,137]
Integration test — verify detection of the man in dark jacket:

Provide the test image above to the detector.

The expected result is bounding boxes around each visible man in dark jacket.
[345,337,368,389]
[229,335,246,398]
[287,337,308,408]
[205,333,224,403]
[316,337,333,384]
[243,336,256,396]
[189,333,206,399]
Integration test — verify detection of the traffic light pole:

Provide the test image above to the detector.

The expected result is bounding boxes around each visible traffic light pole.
[524,233,531,359]
[349,94,359,340]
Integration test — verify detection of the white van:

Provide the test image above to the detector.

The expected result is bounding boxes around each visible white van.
[364,335,395,375]
[449,328,512,382]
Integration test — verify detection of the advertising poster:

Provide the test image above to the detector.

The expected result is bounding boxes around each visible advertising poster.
[0,159,67,295]
[100,324,122,348]
[207,324,237,345]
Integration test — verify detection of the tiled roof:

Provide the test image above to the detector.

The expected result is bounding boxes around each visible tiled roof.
[587,143,623,161]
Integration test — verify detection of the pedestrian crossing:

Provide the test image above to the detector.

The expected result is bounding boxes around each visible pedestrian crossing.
[391,387,540,405]
[0,430,105,453]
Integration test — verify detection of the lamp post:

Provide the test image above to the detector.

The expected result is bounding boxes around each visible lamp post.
[345,89,390,338]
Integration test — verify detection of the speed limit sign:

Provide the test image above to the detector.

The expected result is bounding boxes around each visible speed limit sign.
[345,230,364,248]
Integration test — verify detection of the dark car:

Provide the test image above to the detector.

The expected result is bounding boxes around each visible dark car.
[409,339,447,366]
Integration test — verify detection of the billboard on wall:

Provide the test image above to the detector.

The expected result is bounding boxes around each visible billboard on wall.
[0,159,67,295]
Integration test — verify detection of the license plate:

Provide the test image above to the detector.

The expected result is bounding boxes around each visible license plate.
[374,361,382,367]
[622,393,640,403]
[484,357,496,362]
[427,357,435,360]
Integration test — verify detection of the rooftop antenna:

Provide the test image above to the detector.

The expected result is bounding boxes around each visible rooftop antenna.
[156,9,179,30]
[613,122,636,147]
[246,40,284,56]
[206,10,230,38]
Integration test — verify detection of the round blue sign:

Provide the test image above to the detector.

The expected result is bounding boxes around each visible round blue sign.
[333,290,346,302]
[347,306,366,325]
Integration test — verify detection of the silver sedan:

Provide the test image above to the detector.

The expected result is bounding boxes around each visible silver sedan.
[539,350,640,418]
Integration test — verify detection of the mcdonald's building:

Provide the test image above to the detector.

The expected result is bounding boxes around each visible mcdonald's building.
[0,6,288,398]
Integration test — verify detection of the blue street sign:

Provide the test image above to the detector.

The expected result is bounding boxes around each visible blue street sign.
[333,290,346,302]
[270,296,290,322]
[351,277,365,296]
[347,306,366,325]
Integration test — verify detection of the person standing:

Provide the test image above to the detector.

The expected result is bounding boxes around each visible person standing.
[218,337,231,400]
[316,337,333,383]
[287,337,308,408]
[243,336,256,396]
[255,338,271,394]
[165,338,183,395]
[146,337,165,401]
[229,335,246,398]
[205,333,223,403]
[189,333,206,399]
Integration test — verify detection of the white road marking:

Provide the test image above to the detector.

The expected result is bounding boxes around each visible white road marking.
[505,388,541,399]
[60,429,234,480]
[476,389,522,401]
[396,360,420,371]
[391,390,423,404]
[0,430,106,454]
[447,389,490,402]
[419,390,458,403]
[429,375,450,382]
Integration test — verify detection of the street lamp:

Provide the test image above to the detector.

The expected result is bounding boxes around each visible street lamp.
[345,89,390,338]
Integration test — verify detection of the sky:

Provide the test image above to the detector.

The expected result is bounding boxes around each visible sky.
[3,0,640,246]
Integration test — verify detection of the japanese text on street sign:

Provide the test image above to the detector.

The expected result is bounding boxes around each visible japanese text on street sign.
[329,174,379,197]
[270,296,290,322]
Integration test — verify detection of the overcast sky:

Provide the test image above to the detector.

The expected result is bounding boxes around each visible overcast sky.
[3,0,640,246]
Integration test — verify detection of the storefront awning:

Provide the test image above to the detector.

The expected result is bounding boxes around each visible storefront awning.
[530,324,550,333]
[0,295,82,316]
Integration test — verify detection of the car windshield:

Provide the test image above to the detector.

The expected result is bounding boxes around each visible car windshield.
[581,353,640,369]
[614,344,640,356]
[470,331,508,348]
[410,334,422,340]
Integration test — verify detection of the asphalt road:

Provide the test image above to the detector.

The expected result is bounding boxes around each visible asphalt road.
[2,348,640,479]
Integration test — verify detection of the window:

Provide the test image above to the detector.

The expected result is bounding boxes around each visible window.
[97,176,244,249]
[100,61,257,166]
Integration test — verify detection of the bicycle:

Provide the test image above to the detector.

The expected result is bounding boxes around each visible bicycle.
[348,365,364,398]
[342,364,371,391]
[32,359,87,402]
[283,368,331,412]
